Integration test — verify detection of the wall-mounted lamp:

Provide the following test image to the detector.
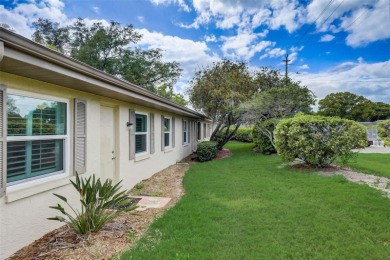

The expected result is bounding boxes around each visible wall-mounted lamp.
[126,122,133,130]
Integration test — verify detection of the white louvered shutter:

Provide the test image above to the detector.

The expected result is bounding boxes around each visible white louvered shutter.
[129,109,136,160]
[172,117,175,148]
[74,99,86,174]
[0,86,6,197]
[161,115,165,151]
[150,113,155,154]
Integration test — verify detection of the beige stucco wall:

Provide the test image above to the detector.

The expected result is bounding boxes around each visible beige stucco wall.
[0,72,205,259]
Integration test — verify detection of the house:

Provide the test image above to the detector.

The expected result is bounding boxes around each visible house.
[0,28,212,259]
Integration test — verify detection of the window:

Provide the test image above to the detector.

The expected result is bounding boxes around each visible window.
[7,94,67,184]
[203,123,206,139]
[135,113,148,154]
[183,120,188,144]
[164,117,171,148]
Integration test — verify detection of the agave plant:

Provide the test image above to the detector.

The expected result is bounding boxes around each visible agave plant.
[48,174,136,234]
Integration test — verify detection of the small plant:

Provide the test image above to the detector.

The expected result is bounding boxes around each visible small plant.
[196,141,218,162]
[48,173,136,234]
[135,183,145,190]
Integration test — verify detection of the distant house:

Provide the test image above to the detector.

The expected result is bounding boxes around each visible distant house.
[0,28,212,259]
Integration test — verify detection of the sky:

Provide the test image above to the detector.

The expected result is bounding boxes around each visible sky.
[1,0,390,106]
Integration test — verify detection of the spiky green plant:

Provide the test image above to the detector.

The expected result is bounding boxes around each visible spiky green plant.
[48,174,136,234]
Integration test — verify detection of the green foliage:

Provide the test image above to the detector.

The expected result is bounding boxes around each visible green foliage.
[383,138,390,147]
[48,174,135,234]
[378,119,390,138]
[275,115,368,167]
[156,83,187,106]
[230,127,253,143]
[252,120,277,154]
[188,60,256,149]
[31,18,181,92]
[196,141,218,162]
[318,92,390,121]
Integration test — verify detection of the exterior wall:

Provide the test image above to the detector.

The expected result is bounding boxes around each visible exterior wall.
[0,72,199,259]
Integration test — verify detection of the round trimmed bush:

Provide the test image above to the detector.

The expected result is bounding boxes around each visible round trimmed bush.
[196,141,218,162]
[252,120,276,154]
[274,115,367,167]
[378,119,390,138]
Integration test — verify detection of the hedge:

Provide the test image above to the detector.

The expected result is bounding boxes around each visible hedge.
[275,115,367,167]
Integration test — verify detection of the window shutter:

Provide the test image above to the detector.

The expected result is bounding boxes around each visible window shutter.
[188,121,191,144]
[0,86,6,197]
[172,117,175,148]
[161,115,165,151]
[150,113,155,154]
[74,99,86,174]
[129,109,135,160]
[182,119,185,145]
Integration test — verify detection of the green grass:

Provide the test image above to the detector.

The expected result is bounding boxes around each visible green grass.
[122,142,390,259]
[337,153,390,178]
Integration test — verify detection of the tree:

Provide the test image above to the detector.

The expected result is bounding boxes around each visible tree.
[156,84,188,106]
[318,92,374,121]
[188,60,256,150]
[240,81,315,150]
[31,18,181,93]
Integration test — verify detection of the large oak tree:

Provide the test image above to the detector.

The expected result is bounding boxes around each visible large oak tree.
[32,18,182,94]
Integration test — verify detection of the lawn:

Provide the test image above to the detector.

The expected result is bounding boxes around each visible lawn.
[122,142,390,259]
[337,153,390,178]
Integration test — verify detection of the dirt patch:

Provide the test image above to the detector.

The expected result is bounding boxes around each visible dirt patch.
[289,161,390,198]
[215,148,232,160]
[9,163,189,260]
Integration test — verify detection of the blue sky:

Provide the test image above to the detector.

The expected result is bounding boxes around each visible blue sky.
[1,0,389,105]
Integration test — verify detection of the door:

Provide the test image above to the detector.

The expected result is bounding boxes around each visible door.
[100,106,116,180]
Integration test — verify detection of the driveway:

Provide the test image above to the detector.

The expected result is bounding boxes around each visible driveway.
[353,146,390,154]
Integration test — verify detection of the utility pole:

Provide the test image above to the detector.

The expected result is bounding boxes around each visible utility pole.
[282,54,291,82]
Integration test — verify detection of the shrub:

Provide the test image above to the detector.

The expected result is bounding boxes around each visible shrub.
[48,174,136,234]
[196,141,218,162]
[252,120,277,154]
[378,119,390,138]
[231,127,253,143]
[275,115,367,167]
[383,137,390,147]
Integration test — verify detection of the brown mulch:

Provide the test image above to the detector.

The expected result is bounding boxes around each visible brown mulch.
[8,148,232,260]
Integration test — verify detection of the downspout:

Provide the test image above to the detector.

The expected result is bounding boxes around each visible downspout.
[0,41,4,62]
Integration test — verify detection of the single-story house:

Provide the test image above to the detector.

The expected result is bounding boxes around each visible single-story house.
[0,28,212,259]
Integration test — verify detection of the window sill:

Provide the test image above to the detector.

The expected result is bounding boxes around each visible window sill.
[164,148,173,153]
[135,154,150,162]
[6,173,73,203]
[183,143,189,147]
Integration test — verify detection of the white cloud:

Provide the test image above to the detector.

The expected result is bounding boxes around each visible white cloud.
[306,0,389,47]
[204,34,217,42]
[138,16,145,23]
[320,34,335,42]
[135,28,220,80]
[297,64,309,70]
[221,30,274,60]
[292,60,390,103]
[259,47,286,60]
[342,0,390,47]
[92,6,100,14]
[149,0,190,12]
[0,0,68,38]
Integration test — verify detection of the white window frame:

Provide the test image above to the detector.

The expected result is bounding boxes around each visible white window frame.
[183,120,189,145]
[135,112,149,156]
[164,116,172,148]
[6,89,70,186]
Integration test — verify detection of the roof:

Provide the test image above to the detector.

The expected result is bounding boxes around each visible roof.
[0,28,206,119]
